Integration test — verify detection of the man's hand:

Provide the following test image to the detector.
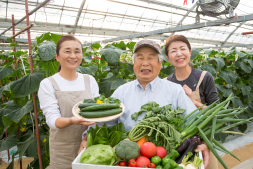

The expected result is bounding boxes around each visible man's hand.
[70,117,96,126]
[78,135,87,154]
[195,143,210,169]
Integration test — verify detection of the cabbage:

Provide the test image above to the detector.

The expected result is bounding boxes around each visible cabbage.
[80,144,118,165]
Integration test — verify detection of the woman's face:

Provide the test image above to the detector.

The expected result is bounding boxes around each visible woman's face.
[55,40,82,71]
[166,41,192,69]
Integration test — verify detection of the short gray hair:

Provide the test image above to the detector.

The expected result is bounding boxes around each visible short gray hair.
[132,53,163,63]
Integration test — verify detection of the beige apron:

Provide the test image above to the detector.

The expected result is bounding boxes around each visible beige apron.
[47,74,92,169]
[192,71,207,103]
[192,71,218,169]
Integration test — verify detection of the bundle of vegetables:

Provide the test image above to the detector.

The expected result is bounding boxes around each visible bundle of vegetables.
[78,95,122,118]
[129,102,187,151]
[129,94,253,169]
[86,122,128,148]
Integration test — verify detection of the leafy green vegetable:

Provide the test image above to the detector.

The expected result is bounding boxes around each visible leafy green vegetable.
[86,123,127,148]
[80,144,118,165]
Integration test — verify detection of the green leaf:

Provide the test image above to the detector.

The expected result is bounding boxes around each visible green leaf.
[76,66,98,74]
[100,46,126,65]
[10,71,45,98]
[10,43,18,47]
[111,77,125,90]
[99,74,115,97]
[4,100,33,123]
[201,64,216,75]
[238,123,247,133]
[38,41,56,61]
[84,55,92,63]
[219,70,238,84]
[112,41,126,50]
[235,61,252,73]
[242,59,253,68]
[0,66,15,80]
[191,48,201,60]
[236,51,246,58]
[0,131,18,151]
[215,84,232,97]
[36,32,51,44]
[2,116,14,127]
[231,97,244,108]
[247,93,253,104]
[50,33,62,44]
[109,131,120,147]
[209,58,225,69]
[164,65,174,75]
[240,86,251,96]
[126,42,136,52]
[161,47,169,62]
[0,81,15,95]
[17,134,37,163]
[91,43,101,49]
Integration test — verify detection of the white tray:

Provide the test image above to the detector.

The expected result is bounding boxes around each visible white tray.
[72,148,204,169]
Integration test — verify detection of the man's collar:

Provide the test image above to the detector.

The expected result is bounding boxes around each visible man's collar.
[136,76,160,92]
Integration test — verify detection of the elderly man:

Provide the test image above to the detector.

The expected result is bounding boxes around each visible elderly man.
[79,39,210,167]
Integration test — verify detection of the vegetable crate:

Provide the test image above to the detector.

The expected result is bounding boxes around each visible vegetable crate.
[72,148,204,169]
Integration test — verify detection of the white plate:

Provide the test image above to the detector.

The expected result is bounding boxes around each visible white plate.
[72,102,125,122]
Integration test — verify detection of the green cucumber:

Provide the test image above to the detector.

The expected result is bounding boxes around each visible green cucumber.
[78,103,98,108]
[80,104,120,111]
[79,108,122,118]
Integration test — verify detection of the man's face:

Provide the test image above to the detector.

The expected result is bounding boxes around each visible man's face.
[133,47,162,85]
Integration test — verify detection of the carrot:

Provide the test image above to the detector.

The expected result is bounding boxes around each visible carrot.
[137,136,149,147]
[136,136,149,156]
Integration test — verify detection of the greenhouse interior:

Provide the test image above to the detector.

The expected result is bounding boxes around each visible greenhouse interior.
[0,0,253,169]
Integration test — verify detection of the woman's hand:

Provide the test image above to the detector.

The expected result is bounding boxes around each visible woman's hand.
[195,143,210,169]
[70,117,96,126]
[78,135,87,154]
[183,84,194,100]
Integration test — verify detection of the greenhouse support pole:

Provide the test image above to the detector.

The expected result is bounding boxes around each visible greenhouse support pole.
[12,14,23,169]
[25,1,43,169]
[0,80,10,161]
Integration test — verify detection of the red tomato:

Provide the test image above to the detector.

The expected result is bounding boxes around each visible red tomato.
[155,146,167,159]
[140,142,157,158]
[136,156,150,167]
[119,161,127,166]
[148,163,156,168]
[128,159,137,167]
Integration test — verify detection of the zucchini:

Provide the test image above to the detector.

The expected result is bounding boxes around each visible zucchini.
[78,103,99,109]
[79,108,122,118]
[80,104,120,111]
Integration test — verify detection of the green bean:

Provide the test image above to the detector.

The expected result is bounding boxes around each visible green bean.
[215,117,253,134]
[210,116,217,142]
[197,127,229,169]
[212,139,240,161]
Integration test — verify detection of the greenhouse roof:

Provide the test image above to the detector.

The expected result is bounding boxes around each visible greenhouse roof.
[0,0,253,50]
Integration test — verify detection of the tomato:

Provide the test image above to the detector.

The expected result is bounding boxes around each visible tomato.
[119,161,127,166]
[136,156,150,167]
[155,146,167,159]
[128,159,137,167]
[148,163,156,168]
[140,142,157,158]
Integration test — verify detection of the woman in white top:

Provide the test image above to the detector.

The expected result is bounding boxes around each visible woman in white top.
[38,35,98,169]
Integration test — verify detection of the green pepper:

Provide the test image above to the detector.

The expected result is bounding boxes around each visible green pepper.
[163,159,178,169]
[156,165,163,169]
[165,149,180,160]
[162,157,171,167]
[163,162,171,169]
[151,156,161,166]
